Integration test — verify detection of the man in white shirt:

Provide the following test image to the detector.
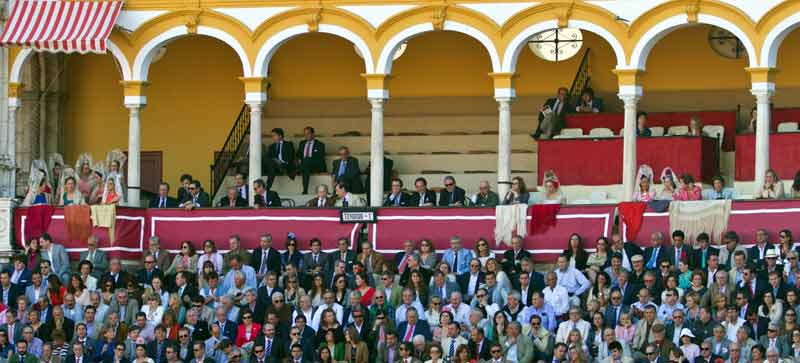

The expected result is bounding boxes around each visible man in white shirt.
[722,306,746,342]
[554,255,590,307]
[442,291,471,325]
[555,307,590,343]
[395,288,426,324]
[542,272,569,316]
[656,290,684,323]
[310,291,343,331]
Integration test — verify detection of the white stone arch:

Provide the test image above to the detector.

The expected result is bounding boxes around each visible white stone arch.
[501,19,627,73]
[376,20,501,74]
[253,23,375,77]
[629,14,757,70]
[761,12,800,68]
[132,25,253,81]
[10,39,132,83]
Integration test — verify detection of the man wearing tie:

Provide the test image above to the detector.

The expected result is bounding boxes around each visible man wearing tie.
[297,126,326,195]
[253,179,281,208]
[410,177,436,207]
[384,179,411,207]
[331,146,364,194]
[397,308,431,342]
[64,342,88,363]
[179,181,210,210]
[79,236,108,278]
[265,128,296,191]
[333,183,365,208]
[149,182,178,208]
[39,234,70,283]
[305,185,334,208]
[251,234,281,280]
[643,232,665,271]
[217,186,248,208]
[665,230,688,271]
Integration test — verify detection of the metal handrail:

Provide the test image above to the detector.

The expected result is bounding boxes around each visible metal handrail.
[568,48,592,106]
[210,104,250,195]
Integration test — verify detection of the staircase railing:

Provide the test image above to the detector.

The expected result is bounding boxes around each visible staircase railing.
[210,104,250,196]
[568,48,592,106]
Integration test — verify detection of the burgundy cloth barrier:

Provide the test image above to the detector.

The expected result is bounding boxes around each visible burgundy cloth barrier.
[565,111,737,151]
[734,133,800,181]
[14,207,147,260]
[147,208,360,252]
[623,200,800,246]
[13,207,362,259]
[367,206,615,262]
[538,136,719,185]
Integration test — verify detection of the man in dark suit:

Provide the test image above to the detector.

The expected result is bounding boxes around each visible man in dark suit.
[328,238,356,275]
[468,327,492,360]
[41,305,75,342]
[297,126,326,195]
[384,178,411,207]
[251,234,282,278]
[174,271,199,308]
[256,272,283,308]
[663,230,689,272]
[63,342,91,363]
[217,186,248,208]
[738,266,767,305]
[232,173,249,202]
[693,341,721,363]
[576,87,604,113]
[146,324,172,363]
[179,180,211,209]
[503,236,531,274]
[744,306,769,340]
[456,260,485,298]
[302,238,329,279]
[410,177,436,207]
[532,87,570,139]
[265,128,296,191]
[690,233,719,271]
[438,175,466,206]
[0,271,21,306]
[643,232,667,271]
[253,179,281,208]
[136,254,164,288]
[0,309,23,344]
[190,341,215,363]
[149,182,179,208]
[604,289,630,328]
[213,308,238,342]
[748,229,775,267]
[331,146,364,194]
[254,323,287,363]
[8,256,32,290]
[396,308,432,341]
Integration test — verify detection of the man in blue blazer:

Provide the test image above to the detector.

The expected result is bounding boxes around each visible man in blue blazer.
[38,234,69,282]
[8,256,32,290]
[396,307,431,342]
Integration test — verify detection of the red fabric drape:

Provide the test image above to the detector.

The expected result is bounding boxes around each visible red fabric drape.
[619,202,648,241]
[64,205,92,243]
[25,205,55,240]
[529,204,561,234]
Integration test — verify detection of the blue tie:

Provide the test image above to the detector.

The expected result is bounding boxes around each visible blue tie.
[647,248,659,269]
[338,161,347,177]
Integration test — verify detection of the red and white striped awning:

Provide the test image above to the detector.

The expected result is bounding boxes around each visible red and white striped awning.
[1,0,123,54]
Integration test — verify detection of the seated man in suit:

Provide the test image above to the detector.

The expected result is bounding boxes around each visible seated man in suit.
[410,177,436,207]
[149,182,178,208]
[438,176,466,207]
[532,86,570,139]
[264,128,296,191]
[331,146,364,194]
[79,236,108,278]
[179,180,211,209]
[575,87,604,113]
[306,184,335,208]
[217,186,248,208]
[297,126,326,195]
[253,179,281,208]
[384,178,410,207]
[333,182,364,208]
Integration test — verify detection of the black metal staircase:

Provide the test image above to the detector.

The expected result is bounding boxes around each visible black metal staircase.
[568,48,592,106]
[210,104,250,197]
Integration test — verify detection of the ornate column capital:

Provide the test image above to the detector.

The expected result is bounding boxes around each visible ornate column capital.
[239,77,269,105]
[120,81,149,107]
[363,73,391,100]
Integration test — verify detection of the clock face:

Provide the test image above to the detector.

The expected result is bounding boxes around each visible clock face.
[528,28,583,62]
[708,26,745,59]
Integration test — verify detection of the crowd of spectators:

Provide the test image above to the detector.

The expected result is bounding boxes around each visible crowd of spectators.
[4,225,800,363]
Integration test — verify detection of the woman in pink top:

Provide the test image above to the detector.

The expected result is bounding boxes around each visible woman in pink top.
[674,174,702,201]
[614,313,636,345]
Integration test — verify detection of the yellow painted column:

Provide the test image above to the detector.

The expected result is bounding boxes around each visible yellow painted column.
[490,73,517,199]
[363,74,390,207]
[746,67,776,191]
[613,69,643,201]
[240,77,269,206]
[121,81,149,207]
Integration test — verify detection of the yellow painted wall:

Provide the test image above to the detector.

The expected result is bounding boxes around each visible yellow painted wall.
[64,36,243,194]
[642,26,749,91]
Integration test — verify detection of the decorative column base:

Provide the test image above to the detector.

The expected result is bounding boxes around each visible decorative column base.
[0,198,17,261]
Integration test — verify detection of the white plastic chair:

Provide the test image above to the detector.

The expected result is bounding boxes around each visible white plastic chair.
[589,128,614,137]
[777,122,799,133]
[668,126,689,136]
[703,125,724,140]
[560,128,584,137]
[590,191,608,204]
[650,126,665,136]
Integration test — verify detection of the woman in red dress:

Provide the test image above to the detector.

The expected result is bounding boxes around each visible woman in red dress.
[235,309,261,347]
[354,272,374,307]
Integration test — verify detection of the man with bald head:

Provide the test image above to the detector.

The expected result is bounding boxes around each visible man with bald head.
[472,181,499,207]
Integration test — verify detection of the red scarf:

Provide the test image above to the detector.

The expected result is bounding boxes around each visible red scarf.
[528,204,561,234]
[619,202,648,241]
